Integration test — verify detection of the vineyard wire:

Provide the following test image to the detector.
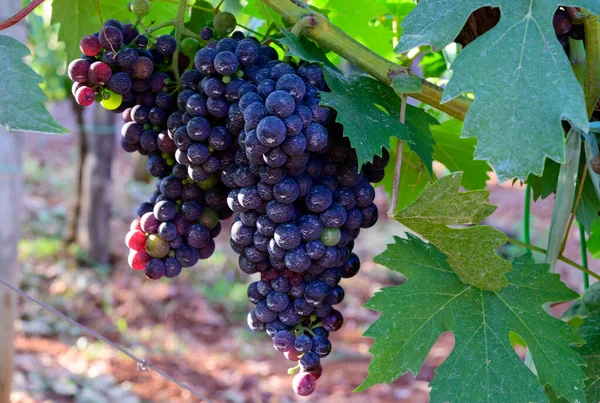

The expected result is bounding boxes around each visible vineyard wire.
[0,276,215,403]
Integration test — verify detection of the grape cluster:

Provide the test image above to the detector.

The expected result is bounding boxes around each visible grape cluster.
[187,35,389,394]
[125,171,229,279]
[67,7,389,395]
[553,7,585,50]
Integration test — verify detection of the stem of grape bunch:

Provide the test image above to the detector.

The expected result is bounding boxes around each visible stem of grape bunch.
[170,0,189,85]
[0,0,46,31]
[507,238,600,281]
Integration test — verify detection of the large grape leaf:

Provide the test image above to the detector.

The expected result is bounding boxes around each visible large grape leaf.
[394,172,510,290]
[578,312,600,402]
[0,36,67,134]
[397,1,600,182]
[431,119,491,190]
[51,0,99,63]
[358,238,585,402]
[561,283,600,401]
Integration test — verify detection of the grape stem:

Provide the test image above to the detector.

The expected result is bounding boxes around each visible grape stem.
[182,28,202,41]
[154,0,216,13]
[236,23,265,38]
[148,19,177,33]
[260,0,472,121]
[388,94,407,217]
[0,0,46,31]
[559,167,587,255]
[290,15,317,37]
[171,0,189,85]
[583,12,600,116]
[507,238,600,281]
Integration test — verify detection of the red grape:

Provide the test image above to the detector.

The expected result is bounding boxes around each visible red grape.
[292,372,316,396]
[88,61,112,85]
[128,249,151,270]
[68,59,90,83]
[140,212,159,234]
[126,229,147,251]
[80,34,102,56]
[130,217,142,231]
[75,86,96,107]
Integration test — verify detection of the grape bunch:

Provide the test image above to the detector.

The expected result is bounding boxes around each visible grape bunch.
[553,7,585,50]
[186,33,389,394]
[67,5,389,395]
[125,171,230,279]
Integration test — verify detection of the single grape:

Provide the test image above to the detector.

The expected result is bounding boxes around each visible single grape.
[213,11,237,35]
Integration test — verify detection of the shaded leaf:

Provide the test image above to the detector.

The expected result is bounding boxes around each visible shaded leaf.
[431,119,491,189]
[0,36,67,134]
[394,172,511,290]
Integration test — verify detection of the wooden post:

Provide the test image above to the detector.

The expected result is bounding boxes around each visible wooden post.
[0,1,25,400]
[77,105,116,264]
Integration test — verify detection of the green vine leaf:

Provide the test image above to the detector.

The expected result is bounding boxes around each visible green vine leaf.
[0,36,67,134]
[51,0,99,63]
[319,75,414,166]
[398,1,600,182]
[279,30,343,80]
[358,239,585,402]
[186,1,214,34]
[391,73,422,94]
[562,282,600,326]
[394,172,510,290]
[577,310,600,401]
[431,119,492,190]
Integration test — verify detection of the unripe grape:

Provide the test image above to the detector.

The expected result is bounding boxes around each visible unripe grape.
[213,11,237,35]
[131,0,150,17]
[146,233,170,258]
[590,154,600,175]
[101,90,123,110]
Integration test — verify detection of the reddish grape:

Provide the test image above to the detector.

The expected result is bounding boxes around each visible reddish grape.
[80,34,102,56]
[126,229,147,251]
[284,350,300,361]
[307,366,323,380]
[68,59,91,83]
[128,249,151,270]
[75,86,96,107]
[140,212,159,233]
[132,56,154,79]
[292,372,316,396]
[88,62,112,85]
[553,9,572,35]
[130,217,142,231]
[98,26,124,50]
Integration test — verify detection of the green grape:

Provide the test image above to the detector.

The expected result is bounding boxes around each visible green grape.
[181,37,199,58]
[197,174,218,190]
[100,90,122,110]
[320,227,341,247]
[146,234,170,258]
[213,12,236,35]
[131,0,150,17]
[199,207,219,229]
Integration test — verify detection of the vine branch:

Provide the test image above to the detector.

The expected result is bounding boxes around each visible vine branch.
[559,166,587,255]
[260,0,472,121]
[583,13,600,116]
[291,15,317,37]
[0,0,46,31]
[507,238,600,281]
[388,94,407,216]
[171,0,188,85]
